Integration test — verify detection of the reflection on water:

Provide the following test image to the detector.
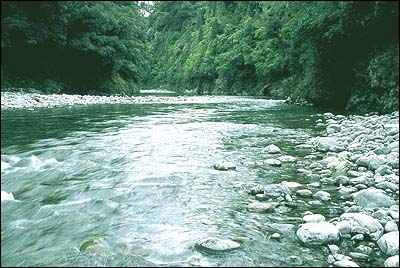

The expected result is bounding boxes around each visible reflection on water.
[2,96,342,266]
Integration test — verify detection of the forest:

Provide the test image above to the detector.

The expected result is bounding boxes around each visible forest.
[1,1,399,113]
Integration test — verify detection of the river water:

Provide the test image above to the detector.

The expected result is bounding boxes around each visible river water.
[2,96,350,266]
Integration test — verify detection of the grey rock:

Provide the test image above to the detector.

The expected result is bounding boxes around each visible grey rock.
[213,160,236,171]
[333,260,360,267]
[378,231,399,256]
[196,237,240,252]
[264,144,281,154]
[303,214,326,223]
[247,202,275,213]
[316,137,338,152]
[385,221,398,232]
[314,190,331,201]
[338,213,383,240]
[264,159,282,167]
[353,188,395,208]
[296,189,313,197]
[384,255,399,267]
[296,222,340,246]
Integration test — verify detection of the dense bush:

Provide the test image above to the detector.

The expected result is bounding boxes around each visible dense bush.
[1,1,149,94]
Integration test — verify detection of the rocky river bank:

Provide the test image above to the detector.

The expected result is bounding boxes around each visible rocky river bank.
[213,111,399,267]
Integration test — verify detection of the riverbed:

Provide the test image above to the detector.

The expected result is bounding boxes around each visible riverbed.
[1,95,398,266]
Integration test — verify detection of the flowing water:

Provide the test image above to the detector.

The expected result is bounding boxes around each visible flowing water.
[2,95,351,267]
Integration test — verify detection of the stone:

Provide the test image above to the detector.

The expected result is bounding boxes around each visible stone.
[376,182,399,192]
[1,191,14,201]
[316,137,338,152]
[338,213,383,241]
[303,214,326,223]
[263,183,291,198]
[296,189,313,197]
[247,202,274,213]
[377,231,399,256]
[296,222,340,246]
[264,144,281,154]
[213,160,236,171]
[328,158,355,175]
[314,190,331,201]
[196,237,240,252]
[353,188,396,208]
[384,255,399,267]
[385,221,398,232]
[264,159,282,167]
[277,155,296,162]
[271,233,281,240]
[338,187,357,197]
[333,260,360,267]
[281,181,302,189]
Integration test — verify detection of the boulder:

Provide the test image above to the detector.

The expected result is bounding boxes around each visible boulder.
[353,188,395,208]
[296,222,340,246]
[303,214,326,223]
[316,137,338,152]
[338,213,383,241]
[278,155,297,162]
[333,260,360,267]
[384,255,399,267]
[378,231,399,256]
[247,202,275,213]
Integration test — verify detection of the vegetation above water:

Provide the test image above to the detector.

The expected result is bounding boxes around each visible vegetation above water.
[1,1,399,113]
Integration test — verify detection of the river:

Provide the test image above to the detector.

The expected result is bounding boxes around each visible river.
[1,95,357,266]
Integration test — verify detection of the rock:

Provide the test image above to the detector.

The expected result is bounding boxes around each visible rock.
[277,155,296,162]
[316,137,338,152]
[247,202,274,213]
[314,191,331,201]
[303,214,326,223]
[296,222,340,246]
[271,233,281,240]
[281,181,302,189]
[213,160,236,171]
[384,255,399,267]
[376,181,399,192]
[377,231,399,256]
[349,252,369,261]
[385,221,398,232]
[296,189,313,197]
[353,188,395,208]
[1,191,14,201]
[263,183,291,198]
[338,187,357,197]
[264,144,281,154]
[355,154,386,171]
[196,237,240,252]
[338,213,383,241]
[333,260,360,267]
[328,158,355,175]
[255,194,268,201]
[264,159,282,167]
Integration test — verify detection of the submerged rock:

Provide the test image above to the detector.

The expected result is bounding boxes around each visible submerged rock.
[247,202,275,213]
[296,222,340,246]
[278,155,297,162]
[195,237,240,252]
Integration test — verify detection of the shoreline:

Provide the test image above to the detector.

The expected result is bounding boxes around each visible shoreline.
[0,91,287,110]
[247,110,399,266]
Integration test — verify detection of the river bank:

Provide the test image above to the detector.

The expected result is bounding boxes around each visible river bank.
[245,111,399,267]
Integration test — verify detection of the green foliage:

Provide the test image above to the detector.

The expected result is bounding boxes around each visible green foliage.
[1,1,399,113]
[1,1,149,94]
